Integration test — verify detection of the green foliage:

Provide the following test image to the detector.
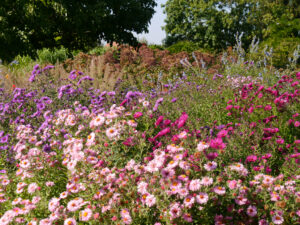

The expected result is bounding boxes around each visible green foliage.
[259,16,300,68]
[36,47,69,65]
[0,0,157,61]
[162,0,300,52]
[7,55,34,72]
[148,44,165,51]
[167,41,200,54]
[88,46,106,56]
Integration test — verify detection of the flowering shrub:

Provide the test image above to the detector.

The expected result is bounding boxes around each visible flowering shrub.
[0,62,299,224]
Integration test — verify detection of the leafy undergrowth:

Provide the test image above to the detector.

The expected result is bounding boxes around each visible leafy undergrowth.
[0,63,299,225]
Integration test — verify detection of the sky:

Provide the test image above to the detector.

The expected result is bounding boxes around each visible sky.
[134,0,167,45]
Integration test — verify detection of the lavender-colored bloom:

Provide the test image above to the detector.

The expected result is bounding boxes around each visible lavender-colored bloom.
[171,98,177,103]
[153,97,164,111]
[0,145,8,150]
[29,74,36,82]
[30,111,41,118]
[41,96,52,104]
[0,170,6,173]
[125,91,134,99]
[25,91,37,98]
[77,76,94,85]
[0,131,3,137]
[37,102,46,110]
[216,125,226,130]
[69,72,77,80]
[42,65,54,71]
[34,64,40,70]
[107,91,115,96]
[213,74,224,80]
[0,135,8,143]
[91,99,98,104]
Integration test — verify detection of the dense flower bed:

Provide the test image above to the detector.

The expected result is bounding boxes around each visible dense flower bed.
[0,65,299,225]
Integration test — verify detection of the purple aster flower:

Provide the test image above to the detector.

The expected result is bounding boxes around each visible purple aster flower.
[0,135,8,143]
[91,99,98,104]
[107,91,115,96]
[43,144,51,153]
[29,74,36,82]
[69,71,77,80]
[153,97,164,111]
[125,91,134,99]
[37,102,46,110]
[77,76,94,85]
[41,96,52,104]
[42,65,54,71]
[33,64,40,70]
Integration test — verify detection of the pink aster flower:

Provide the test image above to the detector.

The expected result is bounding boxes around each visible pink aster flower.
[67,199,82,212]
[105,127,120,140]
[39,218,52,225]
[27,220,38,225]
[183,213,193,222]
[204,161,217,171]
[64,218,76,225]
[196,192,209,204]
[214,186,226,195]
[48,198,60,212]
[200,177,213,186]
[137,181,148,194]
[235,195,247,205]
[247,205,257,217]
[28,183,39,194]
[122,215,132,224]
[197,141,209,152]
[272,215,284,224]
[120,208,130,218]
[86,132,95,146]
[178,188,189,198]
[80,208,93,221]
[227,180,238,190]
[183,196,195,208]
[189,179,201,191]
[19,159,30,169]
[169,202,181,219]
[145,194,156,207]
[45,181,54,187]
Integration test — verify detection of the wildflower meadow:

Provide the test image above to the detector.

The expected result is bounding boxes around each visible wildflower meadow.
[0,41,299,225]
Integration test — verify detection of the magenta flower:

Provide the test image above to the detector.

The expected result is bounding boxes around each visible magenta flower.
[120,99,128,106]
[133,112,143,119]
[276,138,284,144]
[177,112,188,128]
[155,116,164,127]
[154,127,171,139]
[248,106,254,114]
[123,138,134,147]
[217,129,228,138]
[210,138,226,150]
[264,105,272,111]
[246,155,257,163]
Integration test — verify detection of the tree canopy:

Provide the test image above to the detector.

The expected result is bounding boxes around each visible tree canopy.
[162,0,300,51]
[0,0,157,61]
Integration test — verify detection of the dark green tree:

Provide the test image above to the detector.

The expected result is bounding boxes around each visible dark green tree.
[0,0,157,61]
[162,0,300,51]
